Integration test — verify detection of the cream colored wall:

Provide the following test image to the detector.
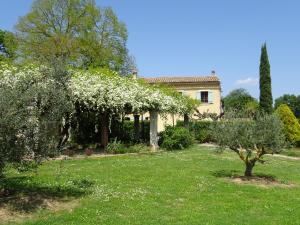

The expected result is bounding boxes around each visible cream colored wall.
[178,87,221,117]
[135,85,221,132]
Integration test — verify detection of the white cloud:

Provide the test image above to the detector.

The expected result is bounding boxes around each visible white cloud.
[235,77,258,86]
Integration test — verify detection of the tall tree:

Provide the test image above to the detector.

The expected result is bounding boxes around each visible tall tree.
[15,0,131,74]
[223,88,258,112]
[259,43,273,113]
[0,29,17,61]
[275,94,300,120]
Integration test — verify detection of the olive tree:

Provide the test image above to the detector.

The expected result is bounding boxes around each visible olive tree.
[0,63,71,176]
[212,112,285,176]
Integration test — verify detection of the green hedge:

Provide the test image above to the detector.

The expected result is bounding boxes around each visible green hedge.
[110,120,150,144]
[158,126,194,150]
[177,120,215,143]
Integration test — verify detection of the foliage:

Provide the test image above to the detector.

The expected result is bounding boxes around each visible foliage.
[223,88,258,113]
[194,109,219,121]
[0,29,17,61]
[110,120,150,144]
[70,69,196,115]
[259,43,273,114]
[106,138,125,154]
[212,112,285,176]
[275,104,300,145]
[15,0,130,74]
[159,126,194,150]
[177,120,214,143]
[106,139,150,154]
[0,63,72,176]
[275,94,300,120]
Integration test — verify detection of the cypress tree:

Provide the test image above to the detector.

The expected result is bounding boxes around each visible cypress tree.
[259,43,273,113]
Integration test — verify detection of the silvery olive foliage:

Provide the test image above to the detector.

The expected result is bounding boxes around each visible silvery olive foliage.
[0,63,72,176]
[212,111,285,176]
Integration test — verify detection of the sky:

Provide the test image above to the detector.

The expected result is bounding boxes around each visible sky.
[1,0,299,99]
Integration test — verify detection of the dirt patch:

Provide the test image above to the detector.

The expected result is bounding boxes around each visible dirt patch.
[0,194,79,223]
[225,176,295,188]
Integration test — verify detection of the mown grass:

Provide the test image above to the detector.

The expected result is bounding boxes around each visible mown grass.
[1,146,300,225]
[280,147,300,157]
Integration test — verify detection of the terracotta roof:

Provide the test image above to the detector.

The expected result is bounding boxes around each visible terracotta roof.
[142,75,220,84]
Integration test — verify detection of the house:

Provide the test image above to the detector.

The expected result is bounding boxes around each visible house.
[133,71,221,132]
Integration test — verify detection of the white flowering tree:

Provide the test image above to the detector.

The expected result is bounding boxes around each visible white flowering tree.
[0,63,197,176]
[70,69,197,149]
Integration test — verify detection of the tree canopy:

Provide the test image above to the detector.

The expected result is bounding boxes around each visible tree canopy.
[275,104,300,145]
[259,43,273,113]
[15,0,132,74]
[275,94,300,121]
[70,68,197,115]
[223,88,258,113]
[0,29,17,62]
[212,112,285,176]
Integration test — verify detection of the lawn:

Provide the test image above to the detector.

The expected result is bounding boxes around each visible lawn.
[1,146,300,225]
[280,147,300,158]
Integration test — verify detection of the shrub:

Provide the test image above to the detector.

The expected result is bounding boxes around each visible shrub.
[275,104,300,145]
[110,120,150,144]
[296,140,300,148]
[177,120,214,143]
[106,138,126,154]
[106,139,150,154]
[84,148,93,156]
[159,126,193,150]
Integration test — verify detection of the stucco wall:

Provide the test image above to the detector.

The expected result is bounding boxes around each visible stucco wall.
[137,83,221,132]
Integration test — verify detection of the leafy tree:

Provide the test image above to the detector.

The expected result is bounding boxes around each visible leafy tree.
[223,88,258,112]
[259,43,273,113]
[275,94,300,120]
[0,63,72,177]
[212,112,285,176]
[0,29,17,61]
[16,0,130,73]
[275,104,300,145]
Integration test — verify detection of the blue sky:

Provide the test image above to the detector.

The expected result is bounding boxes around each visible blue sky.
[1,0,299,98]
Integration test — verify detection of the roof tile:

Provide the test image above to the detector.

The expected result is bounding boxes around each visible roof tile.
[142,76,219,84]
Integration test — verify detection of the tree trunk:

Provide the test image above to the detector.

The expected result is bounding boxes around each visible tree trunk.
[184,114,189,129]
[141,115,145,141]
[134,114,140,142]
[150,110,158,150]
[57,114,70,149]
[244,162,254,177]
[100,112,109,149]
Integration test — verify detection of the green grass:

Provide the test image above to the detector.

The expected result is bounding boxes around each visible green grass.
[280,147,300,157]
[1,146,300,225]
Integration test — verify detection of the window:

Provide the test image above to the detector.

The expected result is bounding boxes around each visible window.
[201,91,208,103]
[196,91,214,103]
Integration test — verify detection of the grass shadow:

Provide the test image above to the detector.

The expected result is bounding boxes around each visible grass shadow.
[212,169,277,181]
[0,176,94,213]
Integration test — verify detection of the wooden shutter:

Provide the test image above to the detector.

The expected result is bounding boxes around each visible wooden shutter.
[208,91,213,103]
[196,91,201,101]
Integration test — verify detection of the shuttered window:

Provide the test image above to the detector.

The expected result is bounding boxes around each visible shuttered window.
[196,91,214,103]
